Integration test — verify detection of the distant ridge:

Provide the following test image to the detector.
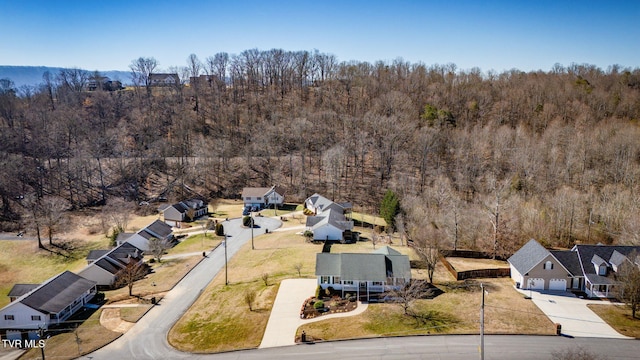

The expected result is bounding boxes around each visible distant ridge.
[0,66,132,88]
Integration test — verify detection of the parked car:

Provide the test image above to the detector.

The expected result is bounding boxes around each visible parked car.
[242,206,251,216]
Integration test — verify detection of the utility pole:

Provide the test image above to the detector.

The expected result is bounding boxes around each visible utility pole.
[224,233,228,285]
[480,283,485,360]
[38,326,46,360]
[251,213,254,250]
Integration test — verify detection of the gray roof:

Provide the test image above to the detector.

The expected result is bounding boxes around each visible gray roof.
[315,247,411,282]
[144,219,173,238]
[573,244,640,282]
[86,250,110,261]
[94,257,122,274]
[306,193,335,212]
[89,242,143,274]
[550,250,582,276]
[19,271,96,314]
[373,246,402,256]
[242,187,271,198]
[7,284,39,298]
[508,239,551,275]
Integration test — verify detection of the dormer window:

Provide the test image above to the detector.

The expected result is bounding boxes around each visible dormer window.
[544,261,554,270]
[598,265,607,276]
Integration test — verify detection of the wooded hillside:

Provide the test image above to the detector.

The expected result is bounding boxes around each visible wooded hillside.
[1,50,640,254]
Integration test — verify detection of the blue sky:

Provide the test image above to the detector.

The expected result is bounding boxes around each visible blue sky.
[1,0,638,73]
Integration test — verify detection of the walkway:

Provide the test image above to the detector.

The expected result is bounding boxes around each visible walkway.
[259,279,369,348]
[516,288,632,339]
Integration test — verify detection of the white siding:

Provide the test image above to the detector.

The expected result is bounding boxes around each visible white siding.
[509,263,524,288]
[313,224,343,241]
[0,301,49,330]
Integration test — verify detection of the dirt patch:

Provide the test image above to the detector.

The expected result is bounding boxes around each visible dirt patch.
[100,308,135,333]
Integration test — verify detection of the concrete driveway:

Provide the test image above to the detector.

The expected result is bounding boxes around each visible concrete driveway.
[259,279,369,348]
[518,289,632,339]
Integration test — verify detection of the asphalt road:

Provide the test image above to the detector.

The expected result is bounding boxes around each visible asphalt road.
[82,217,639,360]
[84,216,282,360]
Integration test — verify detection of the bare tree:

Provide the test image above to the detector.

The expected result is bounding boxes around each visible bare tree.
[384,280,433,323]
[293,262,303,277]
[615,252,640,318]
[20,194,45,249]
[129,57,158,99]
[115,261,148,296]
[244,290,257,311]
[101,198,132,235]
[148,237,172,263]
[40,196,70,245]
[261,273,270,286]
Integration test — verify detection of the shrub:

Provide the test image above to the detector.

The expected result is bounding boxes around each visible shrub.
[315,285,322,299]
[303,230,314,239]
[243,216,252,227]
[325,286,335,296]
[313,300,324,310]
[215,223,224,236]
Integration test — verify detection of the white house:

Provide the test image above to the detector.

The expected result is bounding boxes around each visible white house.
[242,186,285,208]
[315,246,411,301]
[304,193,353,242]
[0,271,96,339]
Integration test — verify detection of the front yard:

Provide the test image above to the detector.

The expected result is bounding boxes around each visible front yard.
[588,304,640,338]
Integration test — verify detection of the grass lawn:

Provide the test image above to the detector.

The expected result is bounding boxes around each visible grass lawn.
[0,238,111,308]
[446,257,510,272]
[169,228,318,352]
[120,305,153,323]
[170,233,222,255]
[350,212,387,227]
[169,224,554,352]
[20,308,121,360]
[588,304,640,338]
[297,277,555,341]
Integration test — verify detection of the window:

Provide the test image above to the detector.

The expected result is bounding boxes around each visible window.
[333,277,341,284]
[343,280,354,285]
[599,265,607,276]
[372,281,383,286]
[320,276,330,284]
[4,315,14,320]
[31,315,41,321]
[544,261,554,270]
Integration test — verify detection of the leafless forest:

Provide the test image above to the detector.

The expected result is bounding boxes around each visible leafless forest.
[1,49,640,255]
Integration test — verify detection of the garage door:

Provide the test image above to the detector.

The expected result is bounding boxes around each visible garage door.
[528,278,544,290]
[549,279,567,291]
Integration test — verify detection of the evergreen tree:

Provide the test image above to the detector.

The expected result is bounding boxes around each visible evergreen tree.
[380,189,400,231]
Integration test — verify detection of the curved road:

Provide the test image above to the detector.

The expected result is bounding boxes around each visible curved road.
[84,217,639,359]
[85,216,282,360]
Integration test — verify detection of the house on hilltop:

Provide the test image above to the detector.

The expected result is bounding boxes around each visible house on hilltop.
[0,271,97,339]
[150,73,180,86]
[315,246,411,301]
[508,239,640,297]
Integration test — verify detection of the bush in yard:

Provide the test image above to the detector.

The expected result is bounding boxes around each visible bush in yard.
[215,223,224,236]
[243,216,252,227]
[315,285,322,299]
[314,300,324,310]
[303,230,314,240]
